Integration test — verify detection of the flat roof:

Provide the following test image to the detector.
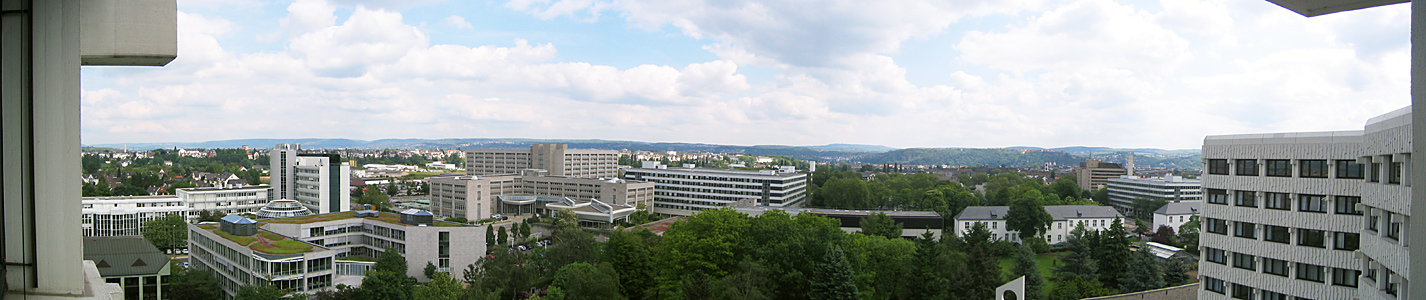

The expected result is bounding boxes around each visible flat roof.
[263,211,470,227]
[627,167,806,178]
[195,224,329,255]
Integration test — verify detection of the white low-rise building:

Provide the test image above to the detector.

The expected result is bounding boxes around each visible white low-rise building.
[1106,175,1202,215]
[953,205,1124,244]
[624,162,808,216]
[82,185,272,237]
[1152,201,1201,233]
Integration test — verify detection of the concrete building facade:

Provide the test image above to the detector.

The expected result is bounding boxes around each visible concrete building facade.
[465,144,619,178]
[187,216,338,298]
[1077,160,1128,191]
[953,205,1124,245]
[261,210,482,281]
[1198,106,1410,300]
[429,172,653,223]
[269,144,299,201]
[624,162,808,217]
[1106,175,1202,215]
[292,154,351,214]
[82,186,272,238]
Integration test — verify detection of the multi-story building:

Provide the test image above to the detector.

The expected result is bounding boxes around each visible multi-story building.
[292,154,351,214]
[82,185,271,237]
[1106,175,1202,214]
[1076,160,1127,191]
[1152,201,1201,233]
[465,144,618,178]
[1198,106,1410,300]
[188,215,338,298]
[953,205,1124,245]
[429,171,653,223]
[270,144,300,201]
[624,162,808,217]
[261,210,482,282]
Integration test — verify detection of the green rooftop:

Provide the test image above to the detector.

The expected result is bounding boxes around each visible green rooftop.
[197,224,321,255]
[263,211,468,227]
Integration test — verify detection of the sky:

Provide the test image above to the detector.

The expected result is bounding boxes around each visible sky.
[80,0,1413,150]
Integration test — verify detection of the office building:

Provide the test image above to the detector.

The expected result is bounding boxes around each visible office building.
[736,207,944,238]
[1105,175,1202,214]
[624,162,808,216]
[1198,106,1409,300]
[953,205,1124,245]
[187,215,338,298]
[261,210,482,281]
[270,144,300,201]
[1076,160,1128,191]
[465,144,619,178]
[429,171,653,224]
[268,144,352,214]
[176,185,272,218]
[1152,201,1201,233]
[84,237,172,300]
[82,185,272,237]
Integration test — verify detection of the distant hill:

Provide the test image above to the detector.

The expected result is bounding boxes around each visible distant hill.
[859,148,1084,166]
[1006,146,1199,156]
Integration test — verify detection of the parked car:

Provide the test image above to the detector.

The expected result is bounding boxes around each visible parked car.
[517,245,528,251]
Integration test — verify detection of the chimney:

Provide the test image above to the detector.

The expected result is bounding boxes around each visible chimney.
[1126,154,1135,176]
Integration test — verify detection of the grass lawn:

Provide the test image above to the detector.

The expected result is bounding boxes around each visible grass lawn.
[999,252,1062,290]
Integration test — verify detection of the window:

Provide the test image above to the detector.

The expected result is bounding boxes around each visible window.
[1370,162,1382,182]
[1384,271,1398,296]
[1266,160,1292,177]
[1296,263,1325,283]
[1298,228,1325,248]
[1261,290,1289,300]
[1209,159,1230,175]
[1300,160,1328,178]
[1389,162,1403,184]
[1368,212,1380,232]
[1207,189,1228,205]
[1332,268,1359,287]
[1232,252,1256,270]
[1204,276,1225,294]
[1235,191,1256,207]
[1264,225,1291,243]
[1298,194,1326,213]
[1336,196,1363,215]
[1263,257,1289,277]
[1265,192,1291,210]
[1365,265,1377,281]
[1236,159,1258,176]
[1337,160,1364,179]
[1231,284,1254,300]
[1205,248,1227,264]
[1334,232,1360,251]
[1235,222,1257,239]
[1207,218,1228,234]
[1386,213,1401,240]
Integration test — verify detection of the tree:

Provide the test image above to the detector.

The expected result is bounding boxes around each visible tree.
[546,224,601,272]
[1178,215,1200,254]
[310,284,362,300]
[141,213,188,250]
[1094,218,1131,290]
[1090,187,1109,203]
[413,272,464,300]
[1053,224,1098,283]
[712,260,773,300]
[1163,259,1190,287]
[603,230,654,300]
[1006,191,1053,240]
[859,212,903,239]
[196,210,223,223]
[357,188,392,211]
[497,226,508,246]
[1118,244,1165,293]
[1048,277,1113,300]
[653,209,750,294]
[485,225,495,247]
[809,246,858,300]
[1130,198,1168,220]
[361,248,416,300]
[1010,243,1045,300]
[1152,225,1177,245]
[424,261,438,280]
[519,219,532,240]
[386,182,398,197]
[168,268,224,300]
[1048,177,1082,200]
[546,262,624,300]
[235,285,290,300]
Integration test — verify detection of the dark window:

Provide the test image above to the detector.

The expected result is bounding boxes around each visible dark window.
[1387,213,1401,240]
[1336,160,1364,179]
[1204,277,1225,294]
[1297,228,1325,248]
[1262,290,1289,300]
[1334,232,1360,251]
[1332,268,1359,287]
[1205,248,1227,264]
[1232,252,1256,270]
[1335,196,1362,215]
[1235,191,1256,207]
[1296,263,1325,283]
[1264,192,1290,210]
[1266,160,1292,177]
[1298,194,1326,213]
[1236,159,1258,176]
[1263,257,1289,277]
[1208,159,1230,175]
[1389,162,1402,184]
[1264,225,1290,243]
[1231,284,1254,299]
[1207,218,1228,234]
[1234,222,1256,239]
[1370,162,1382,182]
[1300,160,1328,178]
[1368,212,1380,232]
[1207,189,1228,205]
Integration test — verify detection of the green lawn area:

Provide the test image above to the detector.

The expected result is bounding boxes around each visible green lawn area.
[999,252,1062,290]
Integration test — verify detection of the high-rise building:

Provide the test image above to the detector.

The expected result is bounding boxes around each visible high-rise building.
[1105,175,1202,214]
[1076,159,1128,191]
[465,144,618,178]
[269,144,300,200]
[624,162,808,216]
[292,154,352,214]
[1199,106,1410,300]
[429,171,653,224]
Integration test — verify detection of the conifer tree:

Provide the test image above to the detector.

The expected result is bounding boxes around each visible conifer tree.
[1117,244,1165,293]
[810,246,858,300]
[1011,243,1045,300]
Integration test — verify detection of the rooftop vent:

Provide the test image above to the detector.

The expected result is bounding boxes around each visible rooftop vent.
[354,210,379,218]
[399,209,434,226]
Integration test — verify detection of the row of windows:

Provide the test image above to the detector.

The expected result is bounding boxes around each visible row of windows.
[1207,159,1403,184]
[1204,218,1360,250]
[1206,189,1362,215]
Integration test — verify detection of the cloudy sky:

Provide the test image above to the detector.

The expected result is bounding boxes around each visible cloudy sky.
[81,0,1412,150]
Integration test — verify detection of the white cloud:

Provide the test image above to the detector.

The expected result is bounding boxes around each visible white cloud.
[444,15,473,29]
[958,0,1191,73]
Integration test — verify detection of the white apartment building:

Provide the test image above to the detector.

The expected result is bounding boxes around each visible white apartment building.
[1152,201,1201,233]
[82,185,272,237]
[270,144,299,201]
[293,154,351,214]
[953,205,1124,245]
[465,144,618,178]
[1199,106,1410,300]
[1106,175,1203,215]
[429,172,653,223]
[624,162,808,217]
